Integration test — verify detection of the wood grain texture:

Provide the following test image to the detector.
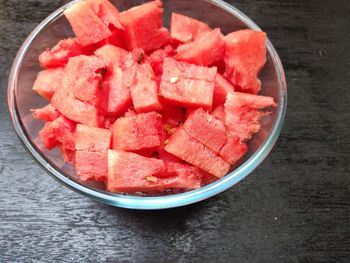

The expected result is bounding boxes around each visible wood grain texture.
[0,0,349,262]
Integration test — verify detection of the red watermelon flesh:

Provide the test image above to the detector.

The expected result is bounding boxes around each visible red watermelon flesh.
[149,45,175,76]
[39,38,83,68]
[64,1,112,46]
[107,150,166,193]
[162,162,202,190]
[130,63,162,113]
[94,44,128,69]
[76,151,108,181]
[32,104,61,122]
[160,58,216,109]
[219,136,248,165]
[120,1,169,51]
[213,73,235,108]
[86,0,123,30]
[183,108,227,153]
[224,30,266,94]
[176,28,224,66]
[170,13,210,43]
[112,112,162,152]
[160,103,185,128]
[33,67,64,100]
[59,146,76,165]
[224,92,276,141]
[76,124,111,153]
[212,104,225,122]
[63,55,105,104]
[164,129,230,178]
[39,122,59,150]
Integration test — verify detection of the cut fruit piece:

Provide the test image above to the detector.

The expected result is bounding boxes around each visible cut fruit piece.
[107,150,166,193]
[213,73,235,108]
[162,162,202,190]
[224,29,266,94]
[120,1,169,51]
[32,104,61,122]
[224,92,276,141]
[32,67,64,100]
[183,108,227,153]
[86,0,123,30]
[39,116,76,151]
[94,44,128,68]
[160,103,186,128]
[212,104,225,121]
[170,13,210,43]
[164,129,230,178]
[130,63,162,113]
[39,38,83,68]
[149,45,175,76]
[63,55,106,104]
[59,146,76,165]
[100,66,132,117]
[76,124,111,154]
[176,28,224,66]
[159,58,216,109]
[219,136,248,165]
[64,0,112,46]
[112,112,162,152]
[76,151,108,181]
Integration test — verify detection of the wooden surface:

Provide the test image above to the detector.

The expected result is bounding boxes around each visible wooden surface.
[1,0,349,262]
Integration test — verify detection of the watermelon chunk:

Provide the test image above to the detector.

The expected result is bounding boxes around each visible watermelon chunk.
[213,73,235,108]
[64,1,112,46]
[76,124,111,153]
[120,0,169,51]
[224,92,276,141]
[224,30,267,94]
[176,28,224,66]
[149,45,175,76]
[162,162,202,190]
[212,104,225,121]
[32,104,61,122]
[86,0,123,30]
[76,151,108,181]
[39,38,83,68]
[32,67,64,100]
[59,146,76,165]
[112,112,162,152]
[130,63,162,113]
[219,136,248,165]
[164,129,230,178]
[159,58,217,108]
[170,13,210,43]
[39,116,76,151]
[107,150,166,193]
[63,55,105,104]
[183,108,227,153]
[94,44,128,69]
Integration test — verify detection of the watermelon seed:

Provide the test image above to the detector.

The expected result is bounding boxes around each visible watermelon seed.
[152,151,160,159]
[170,76,179,83]
[145,176,158,183]
[163,139,170,145]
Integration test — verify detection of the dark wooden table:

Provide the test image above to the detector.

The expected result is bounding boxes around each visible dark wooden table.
[1,0,349,262]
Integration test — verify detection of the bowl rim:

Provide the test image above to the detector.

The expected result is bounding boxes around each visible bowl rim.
[7,0,287,210]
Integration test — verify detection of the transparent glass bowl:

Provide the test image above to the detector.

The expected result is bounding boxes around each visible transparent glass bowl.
[7,0,287,210]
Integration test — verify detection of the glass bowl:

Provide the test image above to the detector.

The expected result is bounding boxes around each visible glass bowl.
[7,0,287,210]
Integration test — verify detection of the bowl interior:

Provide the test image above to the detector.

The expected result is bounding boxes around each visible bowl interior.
[9,0,285,208]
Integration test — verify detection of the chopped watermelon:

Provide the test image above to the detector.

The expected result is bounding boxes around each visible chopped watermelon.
[170,13,210,43]
[130,63,162,113]
[59,146,76,165]
[86,0,123,30]
[120,0,169,51]
[32,67,64,100]
[112,112,162,152]
[64,1,112,46]
[94,44,128,68]
[76,124,111,153]
[183,108,227,153]
[224,92,276,141]
[107,150,166,193]
[176,28,224,66]
[162,162,202,190]
[213,73,235,108]
[32,104,61,122]
[76,151,108,181]
[159,58,217,108]
[219,136,248,165]
[39,116,76,151]
[149,45,175,75]
[224,29,267,94]
[39,38,83,68]
[161,103,185,128]
[212,104,225,121]
[165,129,230,178]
